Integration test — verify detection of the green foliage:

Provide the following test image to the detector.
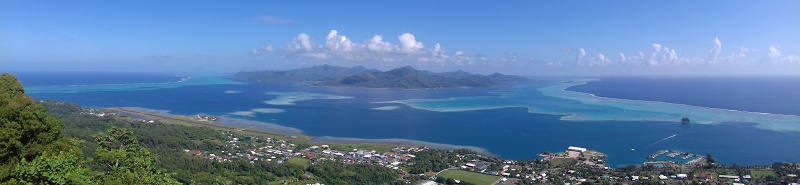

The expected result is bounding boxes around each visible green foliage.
[9,152,93,185]
[307,161,399,185]
[0,74,72,181]
[92,127,180,185]
[406,149,481,174]
[706,153,716,164]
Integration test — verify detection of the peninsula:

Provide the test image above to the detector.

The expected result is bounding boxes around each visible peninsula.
[232,65,528,89]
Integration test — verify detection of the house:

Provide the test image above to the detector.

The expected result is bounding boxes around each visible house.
[567,146,587,153]
[719,175,740,182]
[698,173,713,179]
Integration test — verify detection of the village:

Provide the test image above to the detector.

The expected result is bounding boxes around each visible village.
[181,132,800,185]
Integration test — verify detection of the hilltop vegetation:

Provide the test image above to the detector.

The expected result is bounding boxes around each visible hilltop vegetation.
[1,73,179,184]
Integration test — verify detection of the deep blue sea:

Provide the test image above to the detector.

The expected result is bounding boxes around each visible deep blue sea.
[12,72,800,167]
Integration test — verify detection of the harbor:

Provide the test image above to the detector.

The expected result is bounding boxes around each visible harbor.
[646,150,707,166]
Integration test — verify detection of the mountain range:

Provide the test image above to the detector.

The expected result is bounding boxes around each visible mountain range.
[232,65,528,89]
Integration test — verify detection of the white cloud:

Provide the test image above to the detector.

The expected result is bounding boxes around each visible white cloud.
[325,30,355,53]
[618,53,626,63]
[652,44,663,53]
[666,49,677,62]
[649,43,662,65]
[710,37,722,62]
[768,45,782,59]
[577,48,586,62]
[594,54,610,64]
[398,33,425,54]
[273,30,477,65]
[250,45,274,55]
[290,33,314,52]
[366,35,395,53]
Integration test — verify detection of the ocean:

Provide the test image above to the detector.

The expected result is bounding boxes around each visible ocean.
[13,72,800,167]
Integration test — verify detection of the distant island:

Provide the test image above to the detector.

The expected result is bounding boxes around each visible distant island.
[232,65,528,89]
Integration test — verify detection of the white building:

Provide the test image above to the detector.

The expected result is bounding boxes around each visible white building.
[567,146,587,153]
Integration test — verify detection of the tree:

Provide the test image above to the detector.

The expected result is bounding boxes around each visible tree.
[0,73,74,181]
[445,178,456,185]
[435,176,446,183]
[706,153,716,164]
[8,151,93,185]
[92,127,180,185]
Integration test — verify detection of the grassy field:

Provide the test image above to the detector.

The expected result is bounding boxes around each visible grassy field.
[750,170,777,180]
[287,157,310,166]
[550,158,577,167]
[437,169,500,185]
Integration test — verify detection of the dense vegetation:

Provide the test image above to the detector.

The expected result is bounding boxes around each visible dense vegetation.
[1,73,180,184]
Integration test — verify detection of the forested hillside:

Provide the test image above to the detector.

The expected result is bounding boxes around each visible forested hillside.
[1,73,180,184]
[0,73,402,185]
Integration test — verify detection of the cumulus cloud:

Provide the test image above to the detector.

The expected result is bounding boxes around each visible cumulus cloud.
[367,35,395,53]
[290,33,314,52]
[398,33,425,54]
[325,30,355,53]
[618,53,626,63]
[267,30,482,65]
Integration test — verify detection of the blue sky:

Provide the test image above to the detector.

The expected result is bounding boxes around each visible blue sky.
[2,0,798,75]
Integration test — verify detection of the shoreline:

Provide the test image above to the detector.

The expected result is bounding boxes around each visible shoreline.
[107,107,494,156]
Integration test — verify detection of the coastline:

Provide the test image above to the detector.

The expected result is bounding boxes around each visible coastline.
[108,106,494,156]
[312,136,495,157]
